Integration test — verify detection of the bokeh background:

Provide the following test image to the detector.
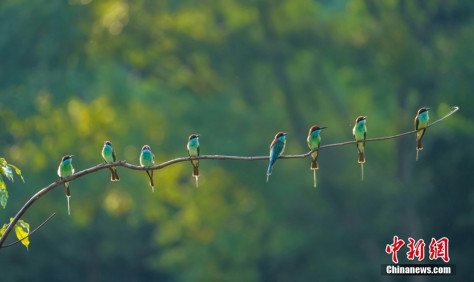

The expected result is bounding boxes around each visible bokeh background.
[0,0,473,281]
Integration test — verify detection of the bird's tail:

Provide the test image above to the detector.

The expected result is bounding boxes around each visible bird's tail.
[417,138,423,151]
[416,129,425,161]
[313,170,317,188]
[266,161,274,182]
[109,167,120,181]
[65,183,70,197]
[357,142,365,163]
[310,151,319,170]
[416,128,426,151]
[65,183,71,215]
[192,161,199,177]
[146,170,154,191]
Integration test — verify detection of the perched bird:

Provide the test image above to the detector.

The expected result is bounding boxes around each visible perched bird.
[187,134,200,187]
[307,125,327,188]
[415,107,430,161]
[102,141,120,181]
[140,145,155,191]
[57,155,74,215]
[353,116,367,181]
[266,132,287,182]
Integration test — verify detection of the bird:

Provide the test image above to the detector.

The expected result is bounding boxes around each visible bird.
[307,125,327,188]
[415,107,430,161]
[266,132,287,182]
[102,141,120,181]
[353,116,367,181]
[187,134,200,187]
[140,145,155,191]
[57,155,74,215]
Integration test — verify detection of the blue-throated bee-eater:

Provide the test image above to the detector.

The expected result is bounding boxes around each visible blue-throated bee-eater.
[353,116,367,181]
[187,134,200,187]
[140,145,155,191]
[266,132,287,182]
[307,125,327,187]
[415,107,430,161]
[102,141,120,181]
[57,155,74,215]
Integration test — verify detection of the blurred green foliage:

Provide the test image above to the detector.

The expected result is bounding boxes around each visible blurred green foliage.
[0,0,473,281]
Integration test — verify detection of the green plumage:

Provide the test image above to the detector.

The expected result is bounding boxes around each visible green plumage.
[353,118,367,164]
[266,132,287,182]
[415,108,430,161]
[102,141,120,181]
[353,116,367,181]
[307,131,321,170]
[140,145,155,191]
[58,155,74,215]
[187,135,200,177]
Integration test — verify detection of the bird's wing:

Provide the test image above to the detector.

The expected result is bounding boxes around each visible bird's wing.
[270,138,279,149]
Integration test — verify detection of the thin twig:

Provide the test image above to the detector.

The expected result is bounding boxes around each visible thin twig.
[1,213,56,248]
[0,106,459,248]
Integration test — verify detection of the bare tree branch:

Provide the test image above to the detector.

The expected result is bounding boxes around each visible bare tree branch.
[0,106,459,248]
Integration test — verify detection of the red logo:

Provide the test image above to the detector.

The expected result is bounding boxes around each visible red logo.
[407,238,425,261]
[386,236,450,263]
[385,236,405,263]
[429,237,450,262]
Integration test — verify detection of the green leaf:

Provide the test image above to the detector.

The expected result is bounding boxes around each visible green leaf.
[0,174,5,189]
[13,218,30,250]
[0,223,8,238]
[0,159,25,208]
[0,219,31,250]
[8,164,25,183]
[0,186,8,209]
[3,165,13,182]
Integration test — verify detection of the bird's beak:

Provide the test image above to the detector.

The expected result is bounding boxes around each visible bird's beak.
[196,134,201,137]
[320,126,327,130]
[426,107,431,111]
[363,116,367,120]
[283,132,288,135]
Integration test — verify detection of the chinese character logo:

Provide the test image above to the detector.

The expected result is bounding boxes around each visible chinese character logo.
[407,238,425,261]
[429,237,450,262]
[386,236,450,263]
[386,236,405,263]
